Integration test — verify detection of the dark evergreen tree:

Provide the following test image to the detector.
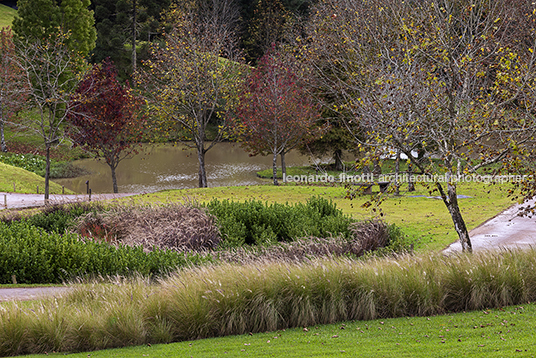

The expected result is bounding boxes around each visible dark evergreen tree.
[90,0,170,79]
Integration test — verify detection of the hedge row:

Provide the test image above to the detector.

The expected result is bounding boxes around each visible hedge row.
[0,221,212,284]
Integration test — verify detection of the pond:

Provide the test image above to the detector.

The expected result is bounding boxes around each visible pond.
[56,143,324,194]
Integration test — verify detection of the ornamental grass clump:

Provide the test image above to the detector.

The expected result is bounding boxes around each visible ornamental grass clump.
[74,202,221,252]
[3,249,536,356]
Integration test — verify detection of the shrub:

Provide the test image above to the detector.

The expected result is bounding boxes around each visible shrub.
[1,202,104,234]
[0,153,86,178]
[216,222,414,264]
[0,221,212,284]
[204,196,353,247]
[0,153,45,173]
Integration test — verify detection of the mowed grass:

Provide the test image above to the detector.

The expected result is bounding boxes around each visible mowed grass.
[0,4,16,28]
[0,162,72,194]
[134,181,515,251]
[21,304,536,358]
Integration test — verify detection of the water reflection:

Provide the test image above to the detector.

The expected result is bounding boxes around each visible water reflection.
[56,143,322,194]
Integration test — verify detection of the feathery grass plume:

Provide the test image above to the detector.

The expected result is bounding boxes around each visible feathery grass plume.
[0,302,32,356]
[4,249,536,355]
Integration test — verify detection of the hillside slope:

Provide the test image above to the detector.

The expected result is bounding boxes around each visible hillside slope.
[0,162,70,194]
[0,4,16,28]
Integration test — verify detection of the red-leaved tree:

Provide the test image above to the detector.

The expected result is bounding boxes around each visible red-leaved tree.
[67,59,145,193]
[233,48,323,185]
[0,28,27,152]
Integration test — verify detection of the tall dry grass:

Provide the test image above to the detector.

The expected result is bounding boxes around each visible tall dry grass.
[2,249,536,356]
[74,202,220,251]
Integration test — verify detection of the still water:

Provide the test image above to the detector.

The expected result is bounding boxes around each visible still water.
[56,143,321,194]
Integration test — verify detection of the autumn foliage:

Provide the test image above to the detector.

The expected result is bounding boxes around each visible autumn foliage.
[233,48,322,185]
[67,59,145,193]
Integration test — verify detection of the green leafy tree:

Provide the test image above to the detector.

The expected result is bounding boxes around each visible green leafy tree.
[13,0,96,57]
[91,0,171,79]
[243,0,290,62]
[299,121,354,171]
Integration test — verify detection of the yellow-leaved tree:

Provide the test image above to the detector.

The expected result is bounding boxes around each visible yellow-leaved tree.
[305,0,536,252]
[140,0,245,188]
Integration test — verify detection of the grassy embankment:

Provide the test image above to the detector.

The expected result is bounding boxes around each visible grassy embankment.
[0,4,15,28]
[0,162,71,194]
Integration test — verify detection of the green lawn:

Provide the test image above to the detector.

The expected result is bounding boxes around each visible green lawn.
[0,4,16,28]
[0,162,72,194]
[134,181,515,252]
[21,303,536,358]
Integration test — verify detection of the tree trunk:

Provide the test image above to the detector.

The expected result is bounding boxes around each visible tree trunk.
[44,144,51,201]
[334,149,343,171]
[132,0,137,74]
[394,149,400,195]
[197,147,208,188]
[373,158,381,180]
[110,165,119,193]
[438,181,472,252]
[407,161,415,192]
[0,120,6,153]
[272,151,279,185]
[280,151,286,179]
[0,102,6,152]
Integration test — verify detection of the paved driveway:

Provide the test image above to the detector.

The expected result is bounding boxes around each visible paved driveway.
[444,199,536,253]
[0,287,71,302]
[0,192,139,210]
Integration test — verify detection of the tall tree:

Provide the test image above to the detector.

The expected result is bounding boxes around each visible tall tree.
[91,0,171,79]
[67,59,145,193]
[13,0,96,57]
[142,0,243,188]
[306,0,536,252]
[244,0,290,62]
[0,28,27,153]
[17,34,86,200]
[232,48,322,185]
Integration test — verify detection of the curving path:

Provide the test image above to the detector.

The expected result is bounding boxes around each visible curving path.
[0,287,71,302]
[0,192,140,210]
[444,198,536,253]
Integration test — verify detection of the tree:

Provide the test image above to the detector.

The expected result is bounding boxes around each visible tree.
[243,0,290,62]
[0,28,27,153]
[67,59,145,193]
[306,0,536,252]
[91,0,171,79]
[13,0,96,57]
[299,114,355,171]
[233,48,322,185]
[17,34,86,200]
[142,0,243,188]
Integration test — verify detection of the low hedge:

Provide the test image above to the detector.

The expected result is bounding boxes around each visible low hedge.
[205,196,353,247]
[0,221,212,284]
